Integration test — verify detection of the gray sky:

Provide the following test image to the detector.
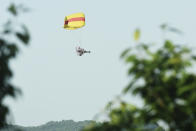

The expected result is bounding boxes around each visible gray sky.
[3,0,196,126]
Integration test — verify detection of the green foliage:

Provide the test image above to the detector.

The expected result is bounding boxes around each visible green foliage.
[83,30,196,131]
[15,25,30,44]
[8,3,29,16]
[0,1,30,128]
[84,102,163,131]
[8,4,18,16]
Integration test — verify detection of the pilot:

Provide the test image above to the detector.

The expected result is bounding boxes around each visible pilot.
[76,46,91,56]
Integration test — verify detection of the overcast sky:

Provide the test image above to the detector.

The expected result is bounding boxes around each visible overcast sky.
[2,0,196,126]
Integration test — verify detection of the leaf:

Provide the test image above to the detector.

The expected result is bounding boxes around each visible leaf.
[168,57,181,65]
[15,25,30,44]
[177,85,195,96]
[164,40,174,51]
[168,27,183,35]
[122,78,137,94]
[3,29,11,34]
[0,39,6,46]
[120,48,131,58]
[8,4,17,16]
[141,44,148,50]
[7,44,19,58]
[192,55,196,60]
[180,47,190,54]
[160,23,168,30]
[125,55,137,63]
[105,101,113,110]
[134,28,140,41]
[161,23,183,35]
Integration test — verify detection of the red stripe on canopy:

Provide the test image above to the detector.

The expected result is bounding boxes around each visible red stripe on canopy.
[65,17,85,25]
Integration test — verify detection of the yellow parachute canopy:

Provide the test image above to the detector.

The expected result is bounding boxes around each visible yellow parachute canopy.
[64,13,85,30]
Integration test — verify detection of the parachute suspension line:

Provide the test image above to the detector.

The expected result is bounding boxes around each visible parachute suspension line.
[73,29,83,47]
[78,29,83,47]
